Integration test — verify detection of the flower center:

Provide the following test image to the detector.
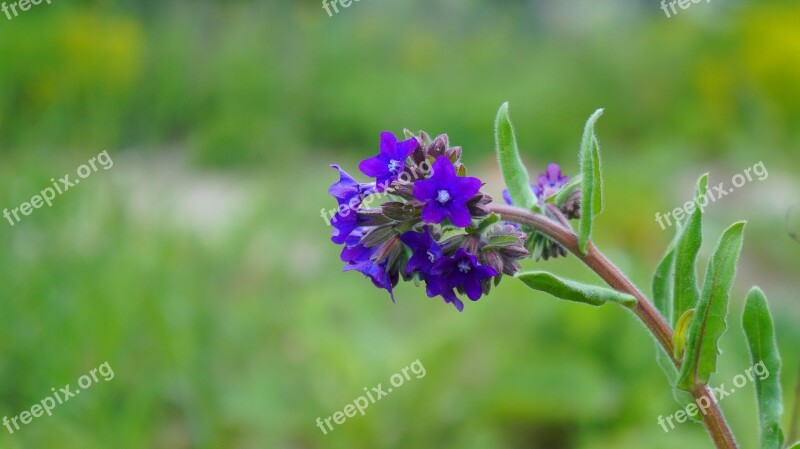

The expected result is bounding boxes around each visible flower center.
[387,159,402,174]
[436,190,451,204]
[458,260,471,273]
[427,251,436,263]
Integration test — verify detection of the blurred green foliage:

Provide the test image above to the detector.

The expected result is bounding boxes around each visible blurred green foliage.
[0,1,799,448]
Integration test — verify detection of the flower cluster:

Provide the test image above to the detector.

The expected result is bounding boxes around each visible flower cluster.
[502,163,582,260]
[327,131,580,311]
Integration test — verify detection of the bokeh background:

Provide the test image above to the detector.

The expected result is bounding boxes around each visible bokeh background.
[0,0,798,448]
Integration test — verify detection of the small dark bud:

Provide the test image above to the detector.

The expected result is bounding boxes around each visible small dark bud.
[561,189,582,219]
[357,209,393,226]
[360,225,396,248]
[391,182,416,200]
[500,257,520,276]
[448,146,462,163]
[481,249,505,275]
[372,236,404,271]
[418,130,433,148]
[467,193,492,218]
[463,234,482,255]
[381,201,416,221]
[428,134,449,158]
[481,278,492,295]
[410,137,427,165]
[440,234,468,254]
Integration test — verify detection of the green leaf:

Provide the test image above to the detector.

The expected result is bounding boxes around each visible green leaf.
[495,102,536,210]
[742,287,785,449]
[786,443,800,449]
[578,108,604,253]
[547,175,582,205]
[591,136,603,216]
[672,174,708,327]
[517,271,636,308]
[652,236,677,324]
[673,309,695,361]
[676,221,746,391]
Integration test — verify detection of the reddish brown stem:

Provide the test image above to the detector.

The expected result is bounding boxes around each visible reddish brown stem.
[490,203,739,449]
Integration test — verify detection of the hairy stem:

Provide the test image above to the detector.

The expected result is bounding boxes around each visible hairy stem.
[489,203,739,449]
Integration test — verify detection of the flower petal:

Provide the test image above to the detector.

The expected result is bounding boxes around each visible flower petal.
[448,203,473,227]
[413,178,438,202]
[421,202,449,224]
[430,156,456,181]
[451,176,482,201]
[464,277,483,301]
[359,155,388,178]
[379,131,398,156]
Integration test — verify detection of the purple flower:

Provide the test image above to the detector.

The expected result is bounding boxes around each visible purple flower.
[358,132,418,192]
[344,259,398,303]
[340,228,372,263]
[413,156,481,228]
[340,229,398,302]
[328,165,375,244]
[427,248,498,311]
[501,163,569,205]
[399,227,441,276]
[329,164,376,205]
[537,163,569,199]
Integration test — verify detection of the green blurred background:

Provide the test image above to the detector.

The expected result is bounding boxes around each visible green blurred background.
[0,0,798,448]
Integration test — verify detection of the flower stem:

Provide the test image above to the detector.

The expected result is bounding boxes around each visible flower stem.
[489,203,739,449]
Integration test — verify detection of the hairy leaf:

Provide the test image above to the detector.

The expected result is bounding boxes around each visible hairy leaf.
[743,287,785,449]
[495,102,536,210]
[677,221,746,391]
[578,108,604,253]
[653,236,677,324]
[517,271,636,308]
[672,174,708,327]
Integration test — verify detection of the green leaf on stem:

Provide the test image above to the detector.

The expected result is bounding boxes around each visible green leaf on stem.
[676,221,746,391]
[517,271,636,308]
[742,287,785,449]
[495,102,536,210]
[672,173,708,327]
[653,236,677,324]
[578,109,604,253]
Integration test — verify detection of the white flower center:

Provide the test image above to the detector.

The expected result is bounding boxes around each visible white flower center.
[458,261,471,273]
[436,190,451,204]
[427,251,436,263]
[387,159,402,174]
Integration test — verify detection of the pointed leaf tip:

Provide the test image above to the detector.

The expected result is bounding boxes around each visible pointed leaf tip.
[517,271,637,309]
[495,102,536,210]
[743,286,785,449]
[578,108,605,253]
[676,221,746,391]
